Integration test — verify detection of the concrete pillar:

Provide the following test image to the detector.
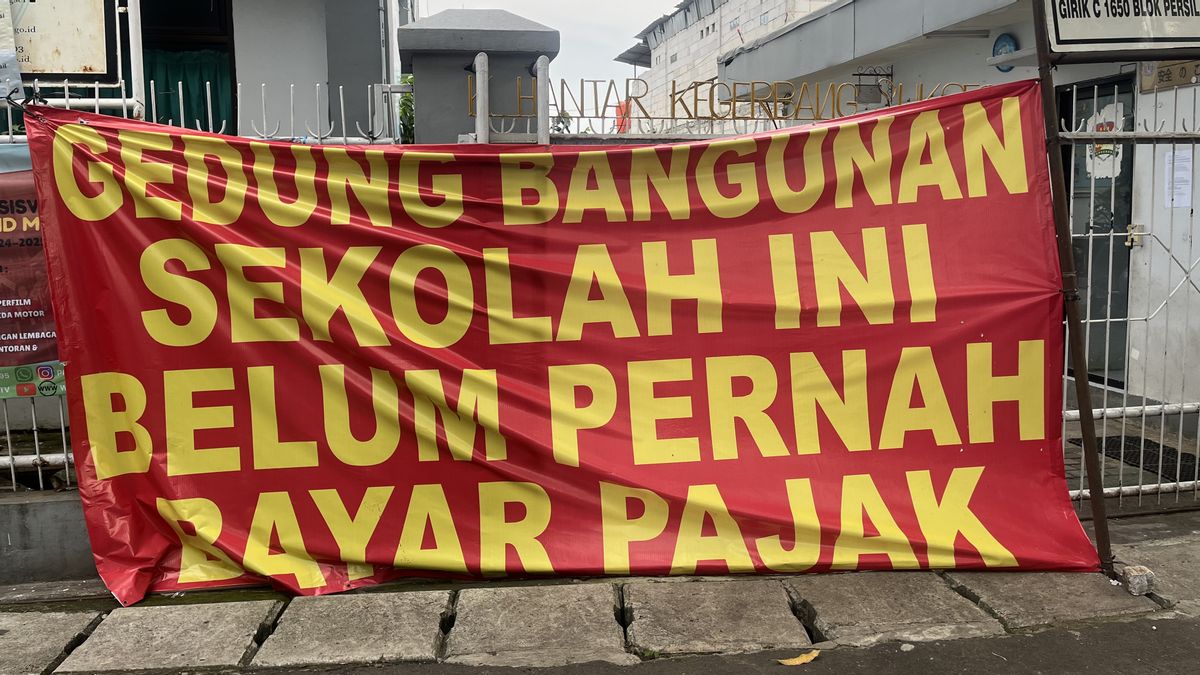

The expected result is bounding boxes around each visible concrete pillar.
[397,9,559,143]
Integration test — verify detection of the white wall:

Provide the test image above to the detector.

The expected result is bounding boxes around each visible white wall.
[644,0,835,122]
[233,0,330,139]
[793,19,1120,117]
[4,395,65,431]
[1129,84,1200,405]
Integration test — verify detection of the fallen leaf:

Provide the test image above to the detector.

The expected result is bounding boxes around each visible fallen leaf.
[777,650,821,666]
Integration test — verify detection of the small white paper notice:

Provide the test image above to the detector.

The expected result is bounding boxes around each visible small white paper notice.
[1165,147,1193,209]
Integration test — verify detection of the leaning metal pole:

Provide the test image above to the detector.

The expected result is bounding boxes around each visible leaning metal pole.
[1032,0,1114,576]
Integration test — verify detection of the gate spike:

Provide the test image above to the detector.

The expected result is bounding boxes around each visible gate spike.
[304,83,335,140]
[250,83,281,138]
[354,84,382,141]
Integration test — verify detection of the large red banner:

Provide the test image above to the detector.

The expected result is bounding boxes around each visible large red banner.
[27,80,1097,605]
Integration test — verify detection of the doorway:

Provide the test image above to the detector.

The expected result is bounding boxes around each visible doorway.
[139,0,236,133]
[1057,74,1134,389]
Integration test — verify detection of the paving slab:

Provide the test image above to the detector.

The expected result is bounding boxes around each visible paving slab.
[944,572,1159,630]
[56,600,278,673]
[444,583,637,667]
[0,579,111,606]
[1102,509,1200,546]
[624,578,808,655]
[253,591,448,667]
[1117,539,1200,613]
[785,572,1002,646]
[0,612,99,675]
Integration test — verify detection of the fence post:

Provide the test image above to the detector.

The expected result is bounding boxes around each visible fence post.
[536,55,550,145]
[474,52,490,143]
[127,0,147,118]
[1032,0,1115,576]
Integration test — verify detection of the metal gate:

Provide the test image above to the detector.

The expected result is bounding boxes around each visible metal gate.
[3,73,1200,520]
[1060,79,1200,513]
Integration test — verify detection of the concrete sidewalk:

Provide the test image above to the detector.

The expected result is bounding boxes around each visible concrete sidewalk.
[1,513,1198,674]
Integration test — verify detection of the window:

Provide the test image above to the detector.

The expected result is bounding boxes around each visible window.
[729,18,739,29]
[670,53,678,63]
[141,0,235,131]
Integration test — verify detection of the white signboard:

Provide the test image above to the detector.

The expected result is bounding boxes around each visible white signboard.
[1047,0,1200,52]
[11,0,112,77]
[0,5,22,99]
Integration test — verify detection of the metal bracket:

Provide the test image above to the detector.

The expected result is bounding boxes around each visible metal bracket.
[1126,224,1145,249]
[1060,272,1081,301]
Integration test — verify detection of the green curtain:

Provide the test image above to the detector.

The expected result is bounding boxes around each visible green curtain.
[142,49,233,133]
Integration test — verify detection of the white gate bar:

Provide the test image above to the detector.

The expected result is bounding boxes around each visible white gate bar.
[0,453,66,470]
[1064,402,1200,422]
[1070,480,1200,500]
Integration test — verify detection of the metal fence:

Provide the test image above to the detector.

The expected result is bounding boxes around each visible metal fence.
[6,77,1200,516]
[1,78,411,145]
[1,396,71,491]
[1059,80,1200,513]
